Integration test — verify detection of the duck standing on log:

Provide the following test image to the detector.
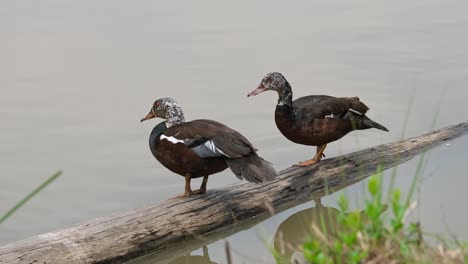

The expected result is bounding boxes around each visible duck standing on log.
[248,72,389,166]
[141,97,277,197]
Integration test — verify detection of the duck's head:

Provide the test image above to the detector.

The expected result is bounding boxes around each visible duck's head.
[248,72,289,97]
[140,97,185,127]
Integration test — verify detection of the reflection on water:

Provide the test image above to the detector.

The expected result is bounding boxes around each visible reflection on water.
[126,245,218,264]
[167,246,217,264]
[274,200,387,262]
[131,199,383,263]
[1,0,468,262]
[274,200,345,261]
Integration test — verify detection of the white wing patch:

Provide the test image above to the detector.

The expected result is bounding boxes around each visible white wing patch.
[324,113,335,118]
[349,108,364,115]
[191,140,230,158]
[160,135,229,158]
[160,135,184,144]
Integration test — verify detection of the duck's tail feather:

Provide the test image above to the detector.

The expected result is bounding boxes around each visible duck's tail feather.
[225,153,277,183]
[360,117,389,132]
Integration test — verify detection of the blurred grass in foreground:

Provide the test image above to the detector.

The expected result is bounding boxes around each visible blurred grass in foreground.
[270,165,467,264]
[0,171,62,225]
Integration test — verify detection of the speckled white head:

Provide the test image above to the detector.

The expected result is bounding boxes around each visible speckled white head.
[140,97,185,127]
[248,72,293,106]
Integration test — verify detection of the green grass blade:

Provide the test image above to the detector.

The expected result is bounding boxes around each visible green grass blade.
[405,89,444,206]
[386,93,415,203]
[0,170,62,224]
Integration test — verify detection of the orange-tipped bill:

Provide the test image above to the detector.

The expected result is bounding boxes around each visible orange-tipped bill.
[247,85,267,97]
[140,111,156,122]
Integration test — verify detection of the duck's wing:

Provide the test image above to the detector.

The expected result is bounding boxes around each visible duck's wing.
[163,119,255,159]
[294,95,369,120]
[165,120,277,182]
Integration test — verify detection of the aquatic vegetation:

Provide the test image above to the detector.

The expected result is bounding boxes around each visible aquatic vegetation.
[280,168,467,264]
[0,171,62,225]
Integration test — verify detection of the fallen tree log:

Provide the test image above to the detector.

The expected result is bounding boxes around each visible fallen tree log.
[1,120,467,264]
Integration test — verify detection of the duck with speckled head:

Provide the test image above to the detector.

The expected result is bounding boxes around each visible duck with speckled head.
[141,97,277,198]
[248,72,389,166]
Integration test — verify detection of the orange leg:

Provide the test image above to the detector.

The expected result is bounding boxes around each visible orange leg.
[172,173,193,198]
[192,176,208,194]
[295,144,327,167]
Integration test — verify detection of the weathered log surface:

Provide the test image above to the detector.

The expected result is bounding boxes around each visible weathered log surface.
[1,120,467,264]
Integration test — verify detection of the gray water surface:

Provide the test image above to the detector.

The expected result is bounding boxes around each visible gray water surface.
[1,1,468,263]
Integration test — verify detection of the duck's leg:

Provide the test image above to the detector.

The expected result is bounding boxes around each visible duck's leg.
[295,144,327,167]
[192,176,208,194]
[320,148,326,158]
[172,173,193,198]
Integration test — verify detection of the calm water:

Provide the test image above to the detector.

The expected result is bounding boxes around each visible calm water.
[1,1,468,263]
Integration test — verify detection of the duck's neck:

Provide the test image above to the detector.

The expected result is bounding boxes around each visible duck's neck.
[274,82,296,129]
[164,108,185,128]
[277,82,293,107]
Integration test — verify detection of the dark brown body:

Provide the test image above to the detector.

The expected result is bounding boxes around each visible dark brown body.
[276,106,353,146]
[149,119,276,183]
[274,95,386,147]
[154,139,228,178]
[150,120,233,178]
[143,97,276,196]
[249,72,388,166]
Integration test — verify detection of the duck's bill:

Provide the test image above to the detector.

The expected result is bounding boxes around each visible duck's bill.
[140,111,156,122]
[247,86,266,97]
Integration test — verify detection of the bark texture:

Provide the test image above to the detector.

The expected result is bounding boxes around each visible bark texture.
[1,121,467,264]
